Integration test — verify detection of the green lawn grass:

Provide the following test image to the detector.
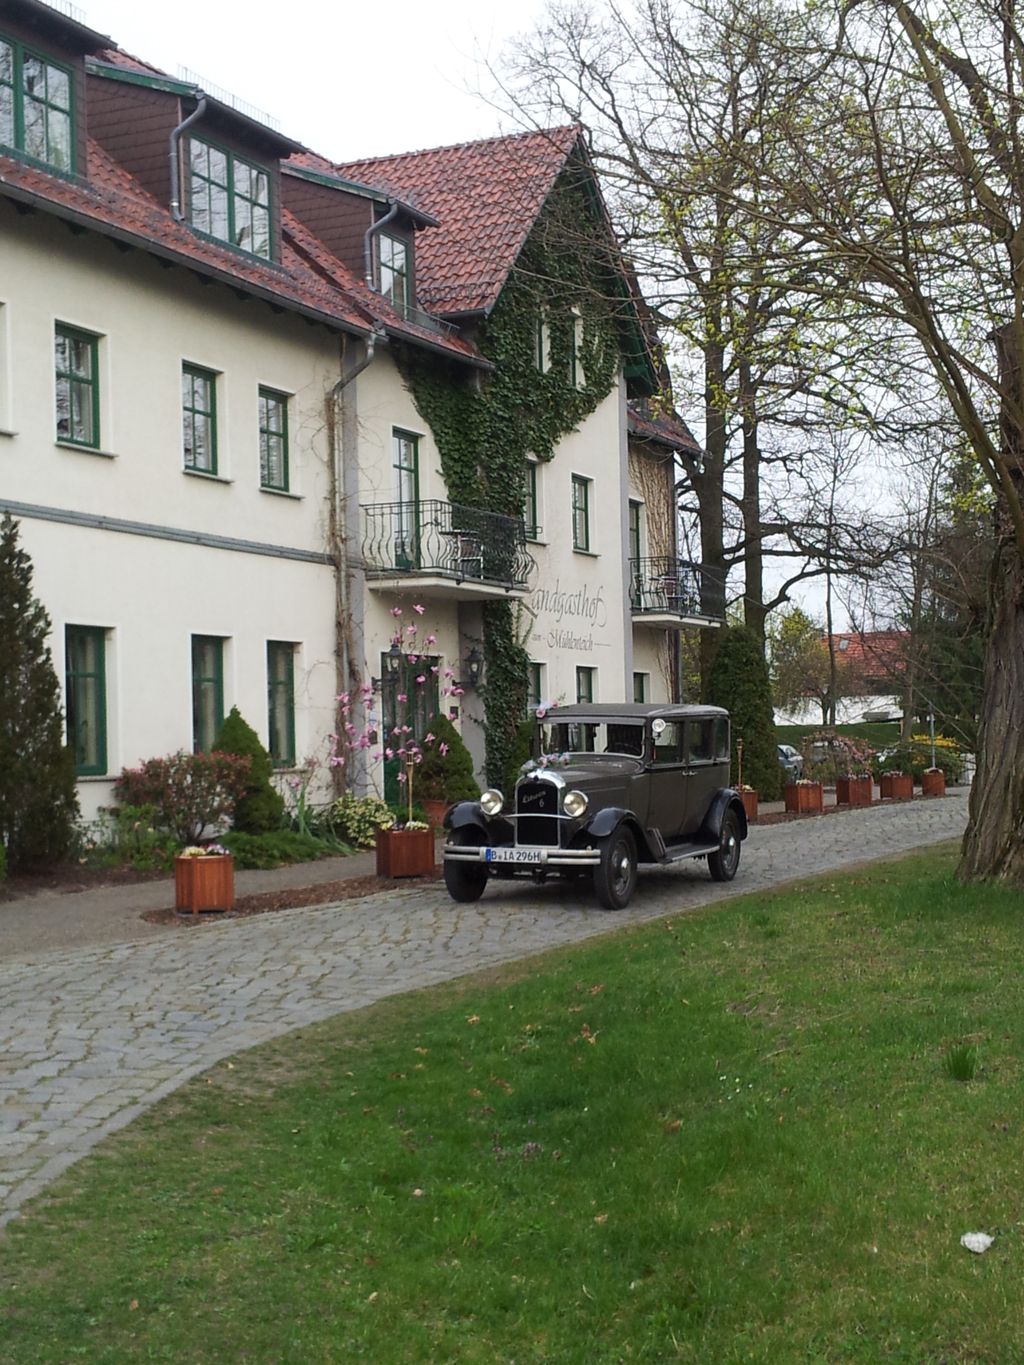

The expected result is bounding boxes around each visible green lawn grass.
[3,846,1022,1362]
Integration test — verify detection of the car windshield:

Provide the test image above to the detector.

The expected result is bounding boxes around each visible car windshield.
[536,721,646,758]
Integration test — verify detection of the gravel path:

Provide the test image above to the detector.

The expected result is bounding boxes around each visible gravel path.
[0,792,968,1229]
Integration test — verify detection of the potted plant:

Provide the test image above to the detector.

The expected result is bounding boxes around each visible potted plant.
[836,772,873,806]
[416,712,480,829]
[738,785,759,823]
[375,817,435,877]
[784,778,824,814]
[174,842,234,914]
[880,770,913,800]
[921,767,946,797]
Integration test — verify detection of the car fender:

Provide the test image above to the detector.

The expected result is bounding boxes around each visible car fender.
[584,808,654,857]
[445,801,512,844]
[698,788,748,844]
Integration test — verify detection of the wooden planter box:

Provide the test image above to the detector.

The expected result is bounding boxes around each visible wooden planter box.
[739,789,758,823]
[784,782,823,814]
[880,772,913,800]
[836,775,873,807]
[175,854,234,914]
[375,827,435,878]
[921,769,946,797]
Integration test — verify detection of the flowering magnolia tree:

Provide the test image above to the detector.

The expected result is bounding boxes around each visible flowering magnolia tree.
[330,604,466,824]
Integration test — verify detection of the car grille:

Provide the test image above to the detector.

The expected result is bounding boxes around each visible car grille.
[515,778,560,846]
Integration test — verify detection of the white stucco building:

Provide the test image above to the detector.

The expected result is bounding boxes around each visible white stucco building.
[0,0,720,822]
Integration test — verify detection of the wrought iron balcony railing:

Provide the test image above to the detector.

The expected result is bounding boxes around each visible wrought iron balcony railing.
[630,556,726,623]
[362,498,533,591]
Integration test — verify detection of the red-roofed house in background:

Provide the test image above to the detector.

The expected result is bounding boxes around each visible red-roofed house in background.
[773,630,909,727]
[0,0,720,819]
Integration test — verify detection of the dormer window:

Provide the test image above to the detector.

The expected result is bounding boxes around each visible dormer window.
[0,36,73,172]
[378,233,411,315]
[189,137,271,259]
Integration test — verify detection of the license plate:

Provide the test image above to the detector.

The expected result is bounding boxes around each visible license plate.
[485,847,539,864]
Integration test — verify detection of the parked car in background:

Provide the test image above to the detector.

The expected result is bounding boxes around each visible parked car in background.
[443,703,748,910]
[778,743,804,779]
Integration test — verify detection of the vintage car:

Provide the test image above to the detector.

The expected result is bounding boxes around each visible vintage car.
[443,702,747,910]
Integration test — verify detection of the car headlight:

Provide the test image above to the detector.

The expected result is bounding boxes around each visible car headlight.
[480,788,504,816]
[562,789,589,818]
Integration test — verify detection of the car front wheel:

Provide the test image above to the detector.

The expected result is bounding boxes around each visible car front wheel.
[593,826,638,910]
[708,809,741,882]
[443,830,489,903]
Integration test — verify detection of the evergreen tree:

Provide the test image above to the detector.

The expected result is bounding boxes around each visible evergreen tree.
[0,516,79,868]
[213,705,284,833]
[708,625,781,799]
[417,713,480,803]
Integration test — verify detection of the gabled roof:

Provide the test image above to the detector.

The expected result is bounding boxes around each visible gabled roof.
[334,126,584,316]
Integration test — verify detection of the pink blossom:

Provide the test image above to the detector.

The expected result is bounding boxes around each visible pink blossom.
[397,770,407,784]
[416,674,426,684]
[406,623,418,635]
[535,707,547,720]
[425,633,437,645]
[385,747,394,759]
[451,686,465,697]
[444,667,454,678]
[397,693,407,703]
[425,732,435,745]
[414,603,425,614]
[390,606,403,618]
[439,742,449,756]
[328,755,344,767]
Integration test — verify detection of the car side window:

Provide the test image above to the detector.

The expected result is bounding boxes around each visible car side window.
[652,721,683,764]
[686,720,715,763]
[713,717,730,761]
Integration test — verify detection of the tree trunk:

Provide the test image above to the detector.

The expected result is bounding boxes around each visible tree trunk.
[698,329,727,698]
[739,359,765,646]
[958,521,1024,882]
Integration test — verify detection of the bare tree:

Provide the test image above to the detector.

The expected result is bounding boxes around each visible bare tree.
[731,0,1024,880]
[503,0,920,689]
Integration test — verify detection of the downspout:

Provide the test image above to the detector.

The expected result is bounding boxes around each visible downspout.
[363,201,401,289]
[327,329,385,793]
[169,94,208,220]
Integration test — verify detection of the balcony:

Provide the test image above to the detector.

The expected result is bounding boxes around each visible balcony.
[362,499,533,599]
[630,556,725,628]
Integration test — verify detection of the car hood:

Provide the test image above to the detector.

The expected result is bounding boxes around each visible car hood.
[522,757,644,789]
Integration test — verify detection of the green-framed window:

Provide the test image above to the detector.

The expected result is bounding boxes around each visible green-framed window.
[259,388,289,491]
[527,661,543,712]
[393,428,420,568]
[568,308,583,387]
[572,474,591,551]
[628,499,643,564]
[65,625,107,776]
[267,641,296,768]
[188,137,271,259]
[633,671,648,704]
[54,324,99,448]
[182,364,217,474]
[534,311,549,371]
[378,233,410,314]
[524,462,541,541]
[576,666,595,704]
[0,36,73,172]
[191,635,225,753]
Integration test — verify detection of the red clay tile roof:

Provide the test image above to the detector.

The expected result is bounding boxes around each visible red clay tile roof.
[628,403,702,457]
[830,632,908,681]
[332,126,584,316]
[0,140,483,364]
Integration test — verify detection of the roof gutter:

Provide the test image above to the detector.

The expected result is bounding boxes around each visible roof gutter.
[169,94,208,221]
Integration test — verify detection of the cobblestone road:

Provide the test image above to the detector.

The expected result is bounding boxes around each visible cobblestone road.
[0,794,968,1228]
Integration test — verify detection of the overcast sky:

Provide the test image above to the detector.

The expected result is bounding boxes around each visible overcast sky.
[77,0,544,162]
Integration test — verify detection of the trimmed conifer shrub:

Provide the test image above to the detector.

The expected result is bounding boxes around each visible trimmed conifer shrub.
[0,516,79,869]
[417,713,480,803]
[707,625,781,800]
[214,706,285,833]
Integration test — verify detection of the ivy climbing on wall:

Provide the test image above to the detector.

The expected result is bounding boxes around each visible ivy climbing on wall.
[394,167,637,787]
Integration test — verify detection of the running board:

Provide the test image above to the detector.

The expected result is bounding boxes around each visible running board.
[651,841,719,866]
